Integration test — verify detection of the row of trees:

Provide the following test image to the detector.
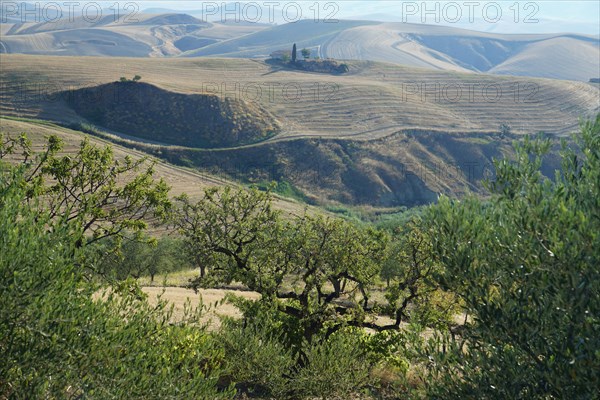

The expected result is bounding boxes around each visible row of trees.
[1,115,599,398]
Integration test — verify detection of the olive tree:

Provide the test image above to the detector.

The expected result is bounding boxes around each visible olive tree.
[424,116,600,398]
[0,157,231,399]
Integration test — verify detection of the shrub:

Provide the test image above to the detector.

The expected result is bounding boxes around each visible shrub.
[217,317,295,398]
[0,158,231,399]
[289,331,374,399]
[423,116,600,398]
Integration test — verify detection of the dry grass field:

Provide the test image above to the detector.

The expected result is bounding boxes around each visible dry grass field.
[141,286,260,328]
[0,117,311,215]
[2,54,597,206]
[1,54,598,141]
[0,13,267,57]
[183,20,600,82]
[2,14,597,80]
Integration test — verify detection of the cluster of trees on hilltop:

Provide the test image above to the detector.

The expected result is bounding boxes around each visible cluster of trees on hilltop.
[1,115,598,398]
[272,43,349,74]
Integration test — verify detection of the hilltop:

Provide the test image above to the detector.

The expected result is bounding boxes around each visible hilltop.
[1,55,597,206]
[64,81,279,148]
[1,15,598,81]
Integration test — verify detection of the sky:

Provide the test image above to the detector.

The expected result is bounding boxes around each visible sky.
[138,1,600,35]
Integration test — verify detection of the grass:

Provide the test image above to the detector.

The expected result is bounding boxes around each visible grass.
[140,285,260,328]
[0,117,314,216]
[1,54,596,142]
[138,268,201,287]
[254,180,309,204]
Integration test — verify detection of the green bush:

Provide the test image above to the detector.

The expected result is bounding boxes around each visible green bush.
[423,116,600,398]
[0,165,231,399]
[217,313,376,399]
[289,332,374,399]
[217,317,295,398]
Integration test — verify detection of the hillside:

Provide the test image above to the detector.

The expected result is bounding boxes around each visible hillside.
[0,117,307,215]
[0,13,267,57]
[1,55,597,137]
[1,54,597,206]
[183,20,600,82]
[1,16,598,81]
[65,81,279,148]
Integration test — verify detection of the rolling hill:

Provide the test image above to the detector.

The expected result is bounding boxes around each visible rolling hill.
[0,13,267,57]
[1,15,598,81]
[184,20,600,81]
[0,117,308,216]
[1,54,597,207]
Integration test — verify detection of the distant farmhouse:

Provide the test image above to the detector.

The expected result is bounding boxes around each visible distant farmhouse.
[270,50,291,60]
[269,44,348,74]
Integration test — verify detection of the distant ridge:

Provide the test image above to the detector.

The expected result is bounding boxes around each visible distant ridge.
[0,15,598,80]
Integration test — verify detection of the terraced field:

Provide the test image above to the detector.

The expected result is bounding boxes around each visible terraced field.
[0,117,309,215]
[1,54,598,142]
[1,54,597,206]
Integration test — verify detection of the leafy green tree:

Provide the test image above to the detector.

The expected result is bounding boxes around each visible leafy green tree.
[500,123,512,136]
[132,75,142,82]
[173,187,279,280]
[301,48,311,59]
[89,235,189,282]
[0,163,231,399]
[174,187,390,344]
[424,116,600,398]
[0,133,171,249]
[382,222,460,331]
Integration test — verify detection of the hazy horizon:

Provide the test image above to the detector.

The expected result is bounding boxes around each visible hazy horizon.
[140,1,600,35]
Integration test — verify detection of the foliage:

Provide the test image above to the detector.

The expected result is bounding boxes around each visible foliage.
[0,132,171,249]
[382,222,460,330]
[173,186,280,280]
[174,188,451,358]
[301,48,311,59]
[423,116,600,398]
[499,123,512,136]
[87,235,191,281]
[254,180,308,203]
[175,187,405,344]
[217,311,376,399]
[0,164,231,399]
[288,331,373,399]
[175,188,385,341]
[118,75,142,82]
[292,43,297,63]
[217,317,296,397]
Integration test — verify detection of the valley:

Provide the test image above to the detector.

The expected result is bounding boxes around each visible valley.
[1,54,598,206]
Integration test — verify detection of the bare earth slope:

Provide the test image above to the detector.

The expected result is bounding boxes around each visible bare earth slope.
[1,55,596,206]
[0,117,308,215]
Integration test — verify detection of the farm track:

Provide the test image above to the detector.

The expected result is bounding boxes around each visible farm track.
[1,55,598,148]
[0,117,312,216]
